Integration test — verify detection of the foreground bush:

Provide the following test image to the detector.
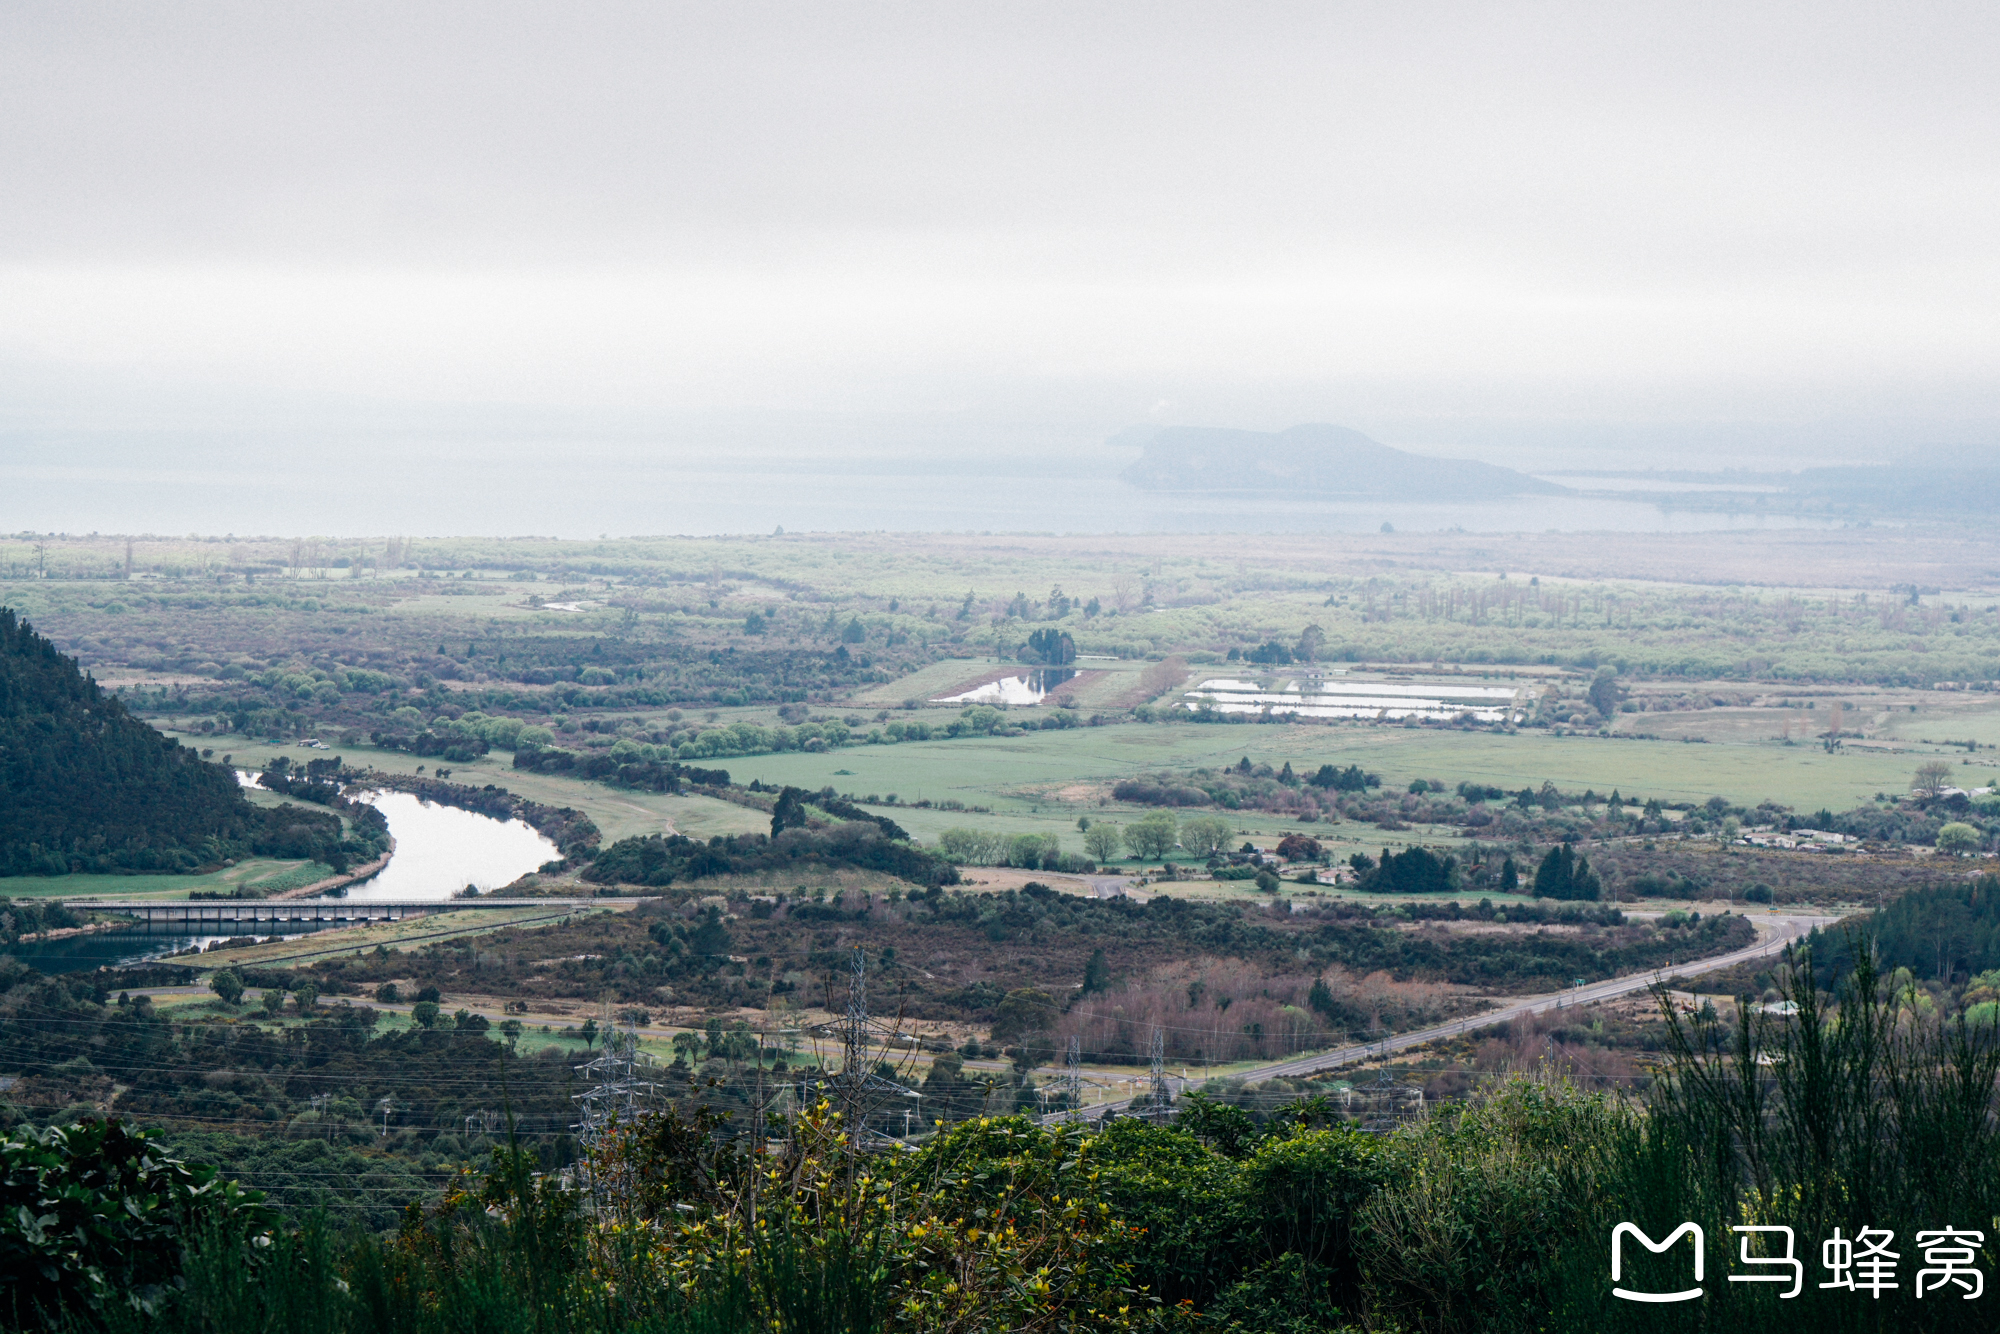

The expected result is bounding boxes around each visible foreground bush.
[19,935,2000,1332]
[0,1120,270,1323]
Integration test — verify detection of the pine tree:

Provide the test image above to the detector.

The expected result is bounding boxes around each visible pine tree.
[1534,846,1572,899]
[1081,948,1111,995]
[1533,843,1601,901]
[770,786,809,837]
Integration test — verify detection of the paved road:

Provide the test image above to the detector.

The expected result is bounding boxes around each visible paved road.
[1053,910,1837,1122]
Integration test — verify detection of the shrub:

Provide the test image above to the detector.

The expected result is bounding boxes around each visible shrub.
[0,1119,271,1319]
[1275,834,1323,861]
[1937,821,1982,854]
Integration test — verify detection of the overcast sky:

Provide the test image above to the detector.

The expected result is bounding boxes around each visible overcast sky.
[4,2,2000,501]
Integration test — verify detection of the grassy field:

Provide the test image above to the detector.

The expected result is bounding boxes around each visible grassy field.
[494,770,771,842]
[207,703,1956,873]
[731,718,1930,823]
[0,858,323,901]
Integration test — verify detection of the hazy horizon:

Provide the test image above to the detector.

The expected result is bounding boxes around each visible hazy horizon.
[6,3,2000,534]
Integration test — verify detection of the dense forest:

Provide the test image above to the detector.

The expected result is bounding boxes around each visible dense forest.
[1805,878,2000,985]
[0,609,378,876]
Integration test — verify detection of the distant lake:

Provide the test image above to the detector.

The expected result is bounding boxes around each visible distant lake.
[0,431,1853,538]
[630,473,1839,536]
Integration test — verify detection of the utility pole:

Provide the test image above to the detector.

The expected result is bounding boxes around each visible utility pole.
[1062,1035,1082,1119]
[842,946,868,1105]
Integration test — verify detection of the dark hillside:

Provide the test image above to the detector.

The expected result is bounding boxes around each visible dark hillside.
[0,607,364,875]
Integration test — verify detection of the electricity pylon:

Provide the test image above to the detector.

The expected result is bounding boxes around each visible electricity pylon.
[1135,1025,1175,1122]
[1063,1035,1083,1115]
[810,948,918,1147]
[572,1003,660,1205]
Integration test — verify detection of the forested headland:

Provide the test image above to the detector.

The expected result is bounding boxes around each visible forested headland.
[0,609,381,877]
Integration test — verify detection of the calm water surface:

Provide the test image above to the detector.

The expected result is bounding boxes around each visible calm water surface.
[5,792,558,973]
[936,667,1079,705]
[343,792,557,902]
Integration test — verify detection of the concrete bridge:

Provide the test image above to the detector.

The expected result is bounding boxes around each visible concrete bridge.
[61,897,608,931]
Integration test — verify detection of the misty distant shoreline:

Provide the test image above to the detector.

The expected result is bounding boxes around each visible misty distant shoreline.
[1,422,1971,539]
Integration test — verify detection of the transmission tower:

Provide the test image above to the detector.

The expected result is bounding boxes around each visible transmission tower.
[1359,1068,1402,1134]
[814,948,916,1144]
[1063,1035,1082,1116]
[1135,1025,1174,1122]
[572,1005,661,1202]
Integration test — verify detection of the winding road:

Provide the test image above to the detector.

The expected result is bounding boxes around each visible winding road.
[1052,909,1838,1122]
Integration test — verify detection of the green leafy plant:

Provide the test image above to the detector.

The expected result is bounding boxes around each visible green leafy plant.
[0,1118,271,1321]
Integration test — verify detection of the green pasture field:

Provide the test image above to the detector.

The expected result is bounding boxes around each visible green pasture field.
[0,858,322,901]
[731,718,1928,826]
[494,770,771,843]
[1870,694,2000,748]
[212,705,1949,872]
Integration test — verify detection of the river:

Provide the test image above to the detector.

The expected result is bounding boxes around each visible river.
[4,790,559,973]
[341,792,557,902]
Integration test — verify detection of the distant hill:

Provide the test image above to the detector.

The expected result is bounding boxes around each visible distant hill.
[1114,423,1565,498]
[1786,451,2000,515]
[0,608,353,877]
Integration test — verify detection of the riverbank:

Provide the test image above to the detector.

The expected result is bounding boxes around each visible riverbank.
[12,919,124,945]
[268,843,394,900]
